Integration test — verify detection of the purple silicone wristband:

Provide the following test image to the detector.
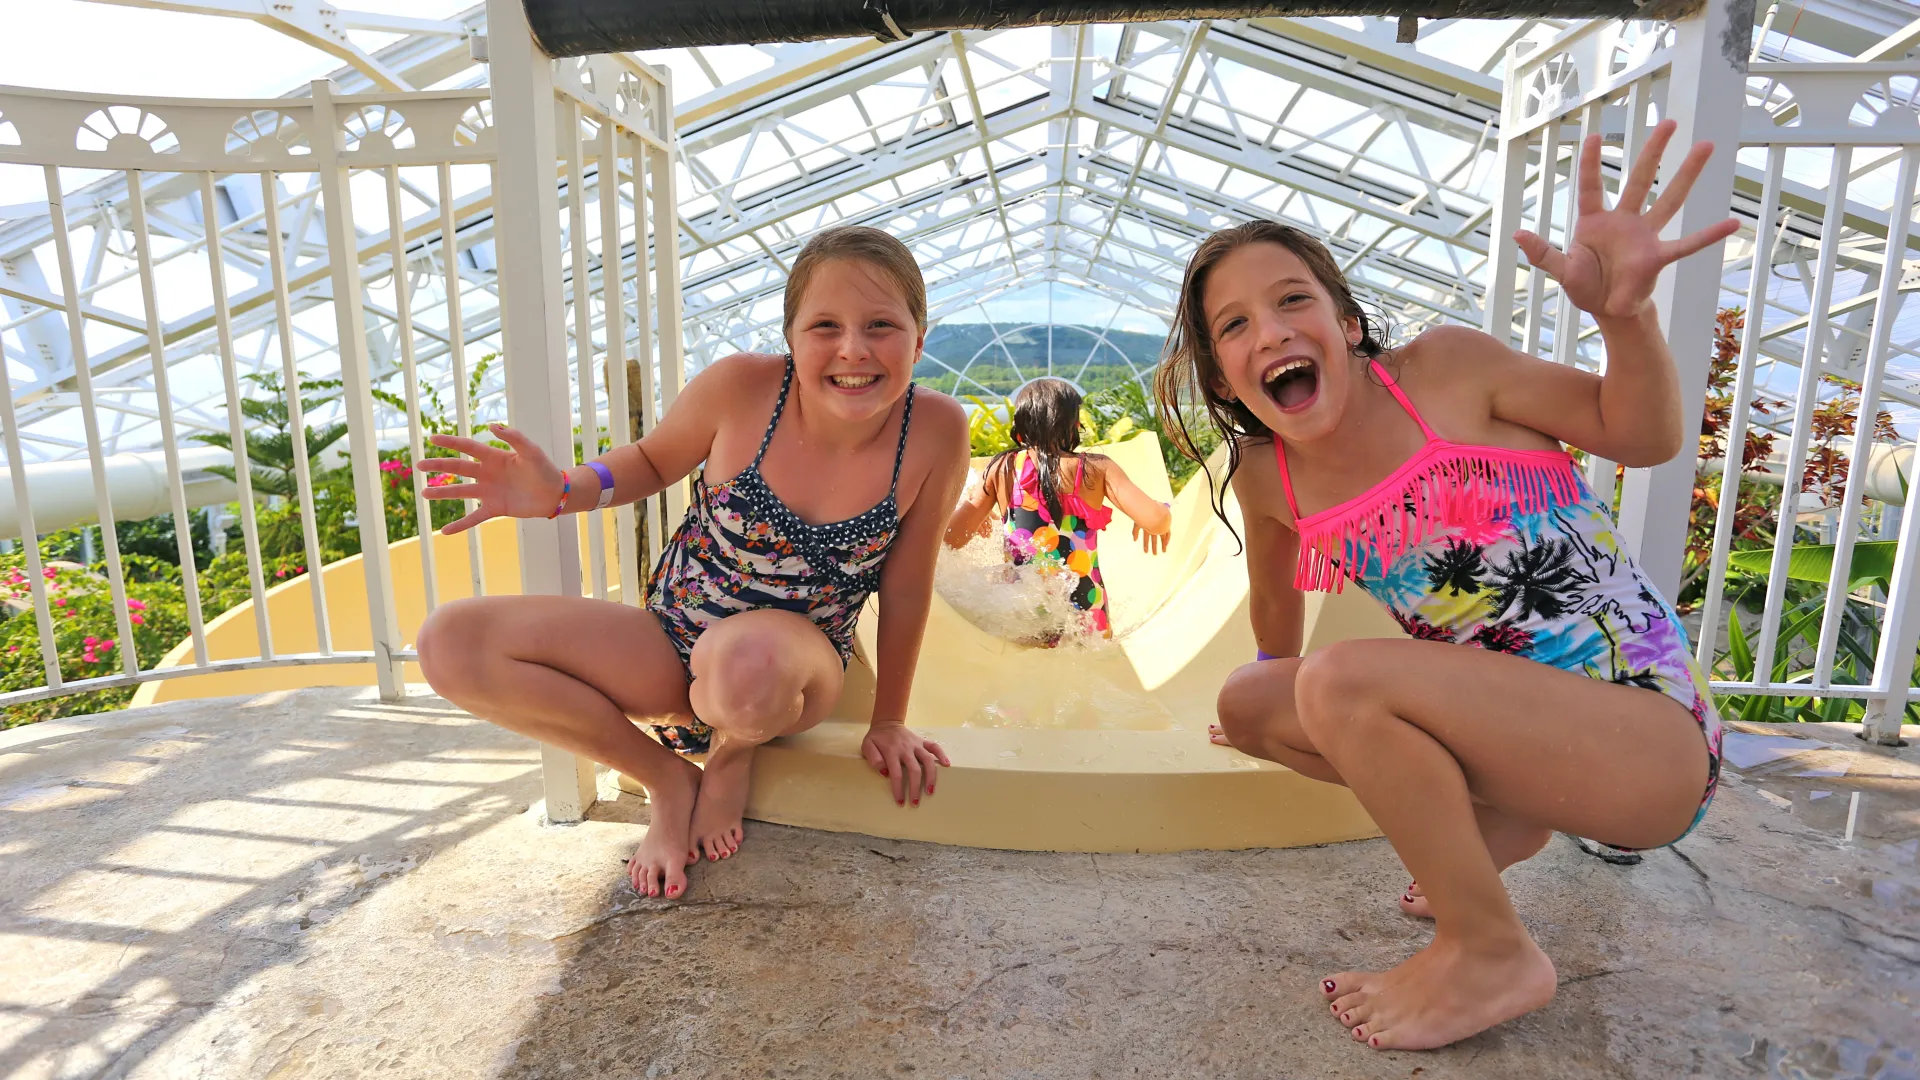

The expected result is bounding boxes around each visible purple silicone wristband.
[1256,649,1279,662]
[586,460,614,504]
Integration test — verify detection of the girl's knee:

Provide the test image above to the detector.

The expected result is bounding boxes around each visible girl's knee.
[695,631,806,737]
[416,598,490,693]
[1293,640,1378,737]
[1216,663,1275,747]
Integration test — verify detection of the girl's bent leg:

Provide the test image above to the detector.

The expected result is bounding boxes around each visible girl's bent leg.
[685,609,845,861]
[416,595,701,899]
[1214,658,1585,918]
[1294,639,1710,1051]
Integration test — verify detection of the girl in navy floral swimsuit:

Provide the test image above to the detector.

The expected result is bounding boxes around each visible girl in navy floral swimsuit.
[415,226,970,901]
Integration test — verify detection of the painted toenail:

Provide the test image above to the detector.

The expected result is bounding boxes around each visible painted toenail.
[1323,980,1337,994]
[1369,1036,1380,1048]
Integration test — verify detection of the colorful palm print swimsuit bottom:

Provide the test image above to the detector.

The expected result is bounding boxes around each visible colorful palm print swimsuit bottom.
[1003,451,1117,637]
[1274,360,1723,849]
[642,356,915,754]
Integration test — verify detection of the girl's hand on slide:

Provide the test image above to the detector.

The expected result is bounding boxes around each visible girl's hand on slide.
[862,722,951,807]
[418,424,566,535]
[1133,521,1171,556]
[1512,118,1739,321]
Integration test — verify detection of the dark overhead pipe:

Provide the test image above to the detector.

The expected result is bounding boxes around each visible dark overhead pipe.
[521,0,1707,56]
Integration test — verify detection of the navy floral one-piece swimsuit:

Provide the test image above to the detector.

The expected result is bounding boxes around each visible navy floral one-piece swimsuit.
[643,356,915,754]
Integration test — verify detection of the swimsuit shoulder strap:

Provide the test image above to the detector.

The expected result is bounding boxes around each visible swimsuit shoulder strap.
[1372,358,1438,441]
[1271,436,1303,521]
[750,355,797,469]
[887,383,917,496]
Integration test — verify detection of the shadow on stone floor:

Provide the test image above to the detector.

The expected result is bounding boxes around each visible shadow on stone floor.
[0,688,545,1077]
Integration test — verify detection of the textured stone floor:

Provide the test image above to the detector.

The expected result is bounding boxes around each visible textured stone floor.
[2,687,1916,1079]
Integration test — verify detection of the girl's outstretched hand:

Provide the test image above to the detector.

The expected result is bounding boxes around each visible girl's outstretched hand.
[862,721,950,807]
[1513,119,1738,321]
[1133,520,1171,555]
[418,423,566,535]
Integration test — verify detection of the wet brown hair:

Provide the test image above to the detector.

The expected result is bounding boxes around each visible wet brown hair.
[1151,220,1389,540]
[988,377,1085,523]
[783,225,928,339]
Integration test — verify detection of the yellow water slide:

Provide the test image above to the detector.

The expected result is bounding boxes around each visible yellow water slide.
[134,433,1404,852]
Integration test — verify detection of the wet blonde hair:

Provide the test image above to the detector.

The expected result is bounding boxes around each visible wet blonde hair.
[783,225,928,339]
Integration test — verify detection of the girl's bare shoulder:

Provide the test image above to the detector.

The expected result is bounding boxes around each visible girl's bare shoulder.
[691,352,788,415]
[904,386,969,467]
[1388,326,1507,395]
[1227,434,1293,527]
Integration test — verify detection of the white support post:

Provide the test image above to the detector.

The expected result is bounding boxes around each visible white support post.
[1865,479,1920,745]
[311,79,405,700]
[486,0,596,821]
[649,69,689,532]
[1480,46,1528,346]
[1611,6,1745,600]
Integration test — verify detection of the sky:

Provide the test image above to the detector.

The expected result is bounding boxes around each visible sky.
[0,0,466,99]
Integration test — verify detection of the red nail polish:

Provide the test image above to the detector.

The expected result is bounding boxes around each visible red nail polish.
[1323,980,1337,994]
[1369,1036,1380,1048]
[880,767,888,776]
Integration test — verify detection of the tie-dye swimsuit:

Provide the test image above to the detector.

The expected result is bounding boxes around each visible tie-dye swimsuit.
[1275,360,1722,848]
[1003,451,1115,636]
[644,356,916,754]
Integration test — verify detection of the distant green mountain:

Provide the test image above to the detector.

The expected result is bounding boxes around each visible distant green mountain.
[915,323,1167,396]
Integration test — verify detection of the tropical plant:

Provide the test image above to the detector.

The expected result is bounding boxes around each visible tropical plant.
[190,372,350,497]
[1716,590,1915,726]
[0,556,194,728]
[1082,378,1219,493]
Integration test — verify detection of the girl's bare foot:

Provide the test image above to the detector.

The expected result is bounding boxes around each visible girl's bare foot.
[1323,931,1557,1050]
[689,739,754,861]
[1401,812,1552,918]
[629,756,703,899]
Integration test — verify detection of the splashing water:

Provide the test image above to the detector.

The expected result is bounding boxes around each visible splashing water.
[928,471,1174,731]
[935,529,1105,649]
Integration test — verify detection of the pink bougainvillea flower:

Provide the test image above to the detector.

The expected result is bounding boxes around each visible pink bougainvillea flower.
[131,614,145,625]
[98,639,113,651]
[53,597,66,607]
[84,636,98,646]
[127,599,147,611]
[82,651,96,663]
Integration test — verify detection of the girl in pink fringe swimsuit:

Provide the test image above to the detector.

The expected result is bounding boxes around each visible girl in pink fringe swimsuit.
[1156,122,1735,1051]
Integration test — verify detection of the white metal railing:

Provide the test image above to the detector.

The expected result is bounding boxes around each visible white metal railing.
[1481,12,1920,744]
[0,28,684,771]
[1694,59,1920,744]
